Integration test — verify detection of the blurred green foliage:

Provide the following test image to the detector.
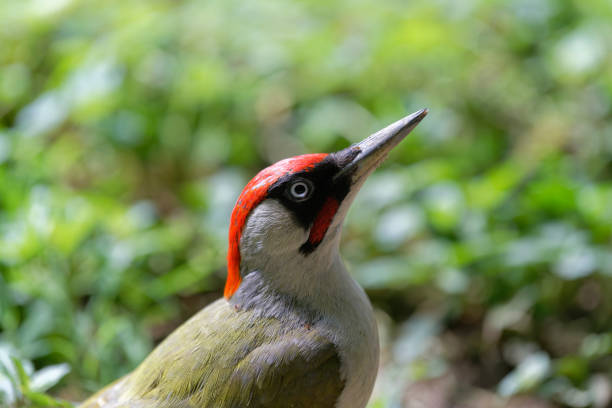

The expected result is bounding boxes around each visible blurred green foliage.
[0,345,72,408]
[1,0,611,407]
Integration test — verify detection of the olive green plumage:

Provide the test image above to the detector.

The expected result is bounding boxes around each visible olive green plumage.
[81,299,344,408]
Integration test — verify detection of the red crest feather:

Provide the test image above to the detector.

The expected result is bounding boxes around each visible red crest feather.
[224,153,328,298]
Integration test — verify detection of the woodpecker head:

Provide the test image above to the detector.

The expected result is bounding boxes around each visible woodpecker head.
[225,109,428,299]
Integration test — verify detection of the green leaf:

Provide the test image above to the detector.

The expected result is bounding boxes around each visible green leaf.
[24,390,74,407]
[11,356,30,391]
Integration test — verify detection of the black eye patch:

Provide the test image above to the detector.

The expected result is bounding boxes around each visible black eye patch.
[266,155,351,230]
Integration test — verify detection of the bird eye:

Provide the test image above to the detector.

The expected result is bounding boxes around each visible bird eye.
[288,179,313,202]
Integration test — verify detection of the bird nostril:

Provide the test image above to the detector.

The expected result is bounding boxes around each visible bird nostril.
[334,146,361,168]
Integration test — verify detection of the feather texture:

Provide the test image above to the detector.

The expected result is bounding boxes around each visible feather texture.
[80,299,343,408]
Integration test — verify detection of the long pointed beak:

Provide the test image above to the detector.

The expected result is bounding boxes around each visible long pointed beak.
[334,108,428,184]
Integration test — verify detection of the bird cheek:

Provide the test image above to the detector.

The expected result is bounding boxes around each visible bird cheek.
[309,197,340,244]
[300,197,340,254]
[244,200,307,256]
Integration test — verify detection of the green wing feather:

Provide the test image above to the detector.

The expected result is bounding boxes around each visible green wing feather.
[80,299,344,408]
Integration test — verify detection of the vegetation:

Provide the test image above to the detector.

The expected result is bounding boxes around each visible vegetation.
[1,0,611,406]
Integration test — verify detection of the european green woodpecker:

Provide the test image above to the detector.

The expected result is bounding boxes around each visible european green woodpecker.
[81,109,428,408]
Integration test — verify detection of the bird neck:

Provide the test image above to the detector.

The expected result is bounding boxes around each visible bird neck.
[229,231,352,322]
[228,230,380,408]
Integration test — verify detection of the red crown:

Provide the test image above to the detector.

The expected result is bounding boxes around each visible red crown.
[225,153,328,298]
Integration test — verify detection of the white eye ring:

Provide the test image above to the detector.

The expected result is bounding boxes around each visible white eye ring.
[289,179,313,202]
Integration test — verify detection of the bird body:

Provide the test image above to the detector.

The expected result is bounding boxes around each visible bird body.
[82,109,427,408]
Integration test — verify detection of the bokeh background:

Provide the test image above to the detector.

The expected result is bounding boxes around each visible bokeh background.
[1,0,612,407]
